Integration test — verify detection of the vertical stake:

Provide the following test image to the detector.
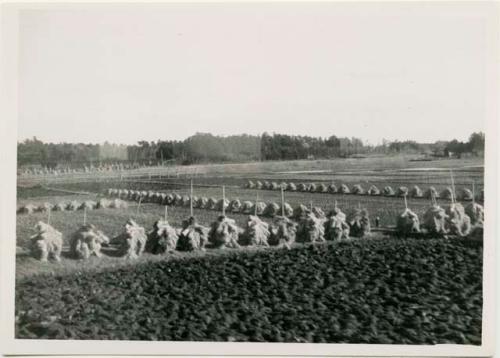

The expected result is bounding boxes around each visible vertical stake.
[472,181,476,203]
[47,207,51,225]
[254,192,258,216]
[450,169,456,204]
[222,185,226,216]
[190,180,194,217]
[83,206,87,226]
[281,186,285,217]
[164,205,168,222]
[136,196,142,217]
[310,201,313,212]
[404,194,408,210]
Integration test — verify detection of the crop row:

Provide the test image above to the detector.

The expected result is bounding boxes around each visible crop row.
[244,180,482,201]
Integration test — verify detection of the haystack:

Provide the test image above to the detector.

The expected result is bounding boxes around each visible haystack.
[191,196,200,208]
[424,186,439,199]
[181,195,191,207]
[173,193,183,206]
[396,208,421,235]
[146,191,156,202]
[164,193,175,205]
[396,186,409,197]
[246,180,256,189]
[114,219,147,259]
[445,203,472,237]
[329,207,347,221]
[107,188,114,196]
[70,224,110,259]
[324,213,350,241]
[287,182,297,192]
[347,208,371,238]
[440,187,454,201]
[339,184,350,194]
[120,189,129,199]
[177,216,209,251]
[146,220,179,254]
[159,193,167,205]
[383,186,395,196]
[460,188,474,201]
[52,202,67,211]
[66,201,81,211]
[263,181,272,190]
[208,215,242,249]
[268,216,298,248]
[215,198,230,212]
[241,215,270,246]
[196,196,209,209]
[109,198,128,209]
[280,202,294,217]
[255,181,264,189]
[367,185,380,196]
[308,183,317,192]
[207,197,218,210]
[297,183,309,192]
[328,184,338,194]
[297,212,326,243]
[293,204,310,220]
[422,204,448,235]
[465,202,484,225]
[270,182,280,191]
[29,221,63,262]
[351,184,365,195]
[317,183,328,193]
[410,186,423,198]
[96,198,111,209]
[254,201,267,215]
[79,200,96,211]
[241,201,254,214]
[312,206,326,219]
[280,182,288,190]
[36,202,53,212]
[263,202,280,217]
[17,204,36,214]
[228,199,242,213]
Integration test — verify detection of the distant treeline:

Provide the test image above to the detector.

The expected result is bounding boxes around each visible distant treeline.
[17,132,485,168]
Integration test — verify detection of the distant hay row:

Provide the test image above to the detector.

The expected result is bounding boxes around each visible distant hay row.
[17,198,128,215]
[244,180,483,201]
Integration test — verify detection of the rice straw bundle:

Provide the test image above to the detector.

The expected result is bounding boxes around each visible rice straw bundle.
[297,212,326,243]
[396,186,409,197]
[351,184,365,195]
[146,220,179,254]
[339,184,350,194]
[410,186,423,198]
[269,216,298,248]
[241,215,270,246]
[396,208,421,235]
[263,202,280,217]
[177,216,209,251]
[208,215,242,249]
[383,186,395,196]
[347,208,371,238]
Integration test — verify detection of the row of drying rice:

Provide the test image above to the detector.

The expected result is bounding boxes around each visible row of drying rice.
[27,195,484,264]
[17,198,128,215]
[244,180,482,201]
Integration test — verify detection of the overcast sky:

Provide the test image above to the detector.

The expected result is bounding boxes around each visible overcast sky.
[18,2,493,145]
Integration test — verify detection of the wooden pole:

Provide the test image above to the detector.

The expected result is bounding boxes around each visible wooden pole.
[164,205,168,222]
[404,194,408,210]
[472,181,476,203]
[310,201,313,212]
[281,186,285,217]
[450,170,456,204]
[83,206,87,226]
[254,192,258,216]
[190,180,194,217]
[136,196,142,217]
[47,207,51,225]
[222,185,226,216]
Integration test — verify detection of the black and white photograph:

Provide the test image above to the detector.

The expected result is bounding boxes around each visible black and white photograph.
[0,1,498,356]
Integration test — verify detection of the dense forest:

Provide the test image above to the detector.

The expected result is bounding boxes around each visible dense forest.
[17,132,485,169]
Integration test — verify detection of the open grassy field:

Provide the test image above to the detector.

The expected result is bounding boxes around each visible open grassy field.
[14,155,484,343]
